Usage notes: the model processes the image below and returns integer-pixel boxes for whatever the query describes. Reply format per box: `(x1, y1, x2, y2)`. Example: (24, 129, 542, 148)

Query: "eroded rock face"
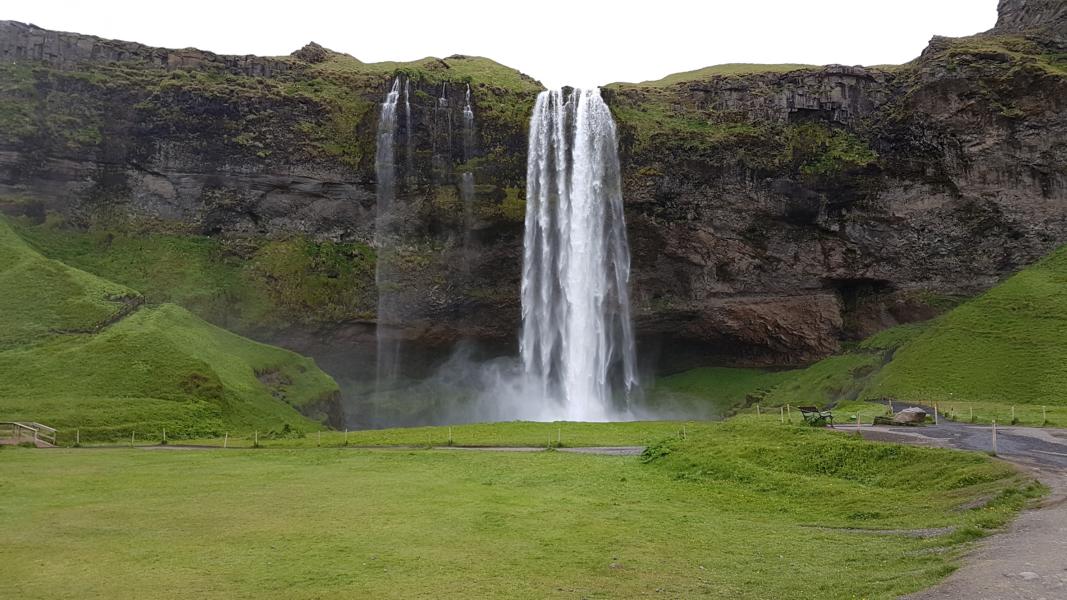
(993, 0, 1067, 42)
(0, 0, 1065, 377)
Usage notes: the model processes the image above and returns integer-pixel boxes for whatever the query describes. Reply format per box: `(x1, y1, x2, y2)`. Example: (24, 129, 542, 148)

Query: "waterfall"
(462, 84, 475, 163)
(403, 78, 413, 182)
(375, 77, 402, 387)
(460, 85, 476, 276)
(520, 88, 639, 421)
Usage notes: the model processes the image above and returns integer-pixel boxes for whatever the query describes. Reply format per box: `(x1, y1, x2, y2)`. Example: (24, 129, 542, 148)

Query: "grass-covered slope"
(0, 217, 135, 349)
(0, 217, 339, 440)
(654, 367, 795, 417)
(8, 214, 377, 333)
(0, 422, 1039, 599)
(665, 246, 1067, 425)
(868, 246, 1067, 407)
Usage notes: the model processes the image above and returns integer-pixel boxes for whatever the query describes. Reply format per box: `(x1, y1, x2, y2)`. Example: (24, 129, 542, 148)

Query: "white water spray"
(520, 88, 639, 421)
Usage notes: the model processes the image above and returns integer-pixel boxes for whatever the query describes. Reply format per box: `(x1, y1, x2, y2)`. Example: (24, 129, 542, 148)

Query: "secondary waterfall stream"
(520, 88, 639, 421)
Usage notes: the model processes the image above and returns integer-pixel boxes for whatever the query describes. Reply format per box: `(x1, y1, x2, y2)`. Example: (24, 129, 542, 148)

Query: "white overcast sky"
(6, 0, 1000, 88)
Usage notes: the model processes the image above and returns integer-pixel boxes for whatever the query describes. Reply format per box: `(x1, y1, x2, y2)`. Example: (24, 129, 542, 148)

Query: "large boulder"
(893, 407, 928, 425)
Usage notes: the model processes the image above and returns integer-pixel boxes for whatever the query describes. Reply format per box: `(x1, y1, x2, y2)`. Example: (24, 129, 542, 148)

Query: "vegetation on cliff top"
(614, 63, 817, 87)
(0, 216, 339, 440)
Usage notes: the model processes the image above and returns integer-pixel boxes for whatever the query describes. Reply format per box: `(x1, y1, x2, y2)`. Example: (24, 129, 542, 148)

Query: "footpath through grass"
(0, 420, 1040, 599)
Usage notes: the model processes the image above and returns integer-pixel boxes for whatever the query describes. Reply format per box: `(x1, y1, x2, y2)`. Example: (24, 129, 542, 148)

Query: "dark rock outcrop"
(993, 0, 1067, 42)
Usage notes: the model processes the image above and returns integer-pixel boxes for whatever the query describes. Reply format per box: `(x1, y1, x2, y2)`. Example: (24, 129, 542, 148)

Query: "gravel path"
(846, 420, 1067, 599)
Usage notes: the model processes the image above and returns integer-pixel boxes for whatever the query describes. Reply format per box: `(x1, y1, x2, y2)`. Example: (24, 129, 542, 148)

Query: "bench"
(797, 406, 834, 428)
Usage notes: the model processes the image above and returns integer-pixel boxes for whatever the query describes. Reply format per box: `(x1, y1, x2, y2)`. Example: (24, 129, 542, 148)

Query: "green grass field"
(0, 216, 339, 440)
(0, 421, 1040, 599)
(159, 420, 704, 449)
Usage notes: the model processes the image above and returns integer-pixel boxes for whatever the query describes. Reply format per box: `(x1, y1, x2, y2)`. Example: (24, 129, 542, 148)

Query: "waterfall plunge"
(520, 88, 639, 421)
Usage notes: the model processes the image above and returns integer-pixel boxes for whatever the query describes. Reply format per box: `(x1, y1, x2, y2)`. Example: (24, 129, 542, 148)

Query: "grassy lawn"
(170, 420, 703, 449)
(0, 421, 1040, 599)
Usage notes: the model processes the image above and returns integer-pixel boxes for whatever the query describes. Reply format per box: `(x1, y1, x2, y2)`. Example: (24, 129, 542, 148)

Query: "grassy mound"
(644, 419, 1035, 530)
(0, 422, 1039, 599)
(665, 245, 1067, 425)
(0, 217, 339, 440)
(0, 218, 134, 349)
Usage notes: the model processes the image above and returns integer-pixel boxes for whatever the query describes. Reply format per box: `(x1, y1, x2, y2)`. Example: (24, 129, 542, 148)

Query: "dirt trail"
(853, 422, 1067, 600)
(905, 466, 1067, 600)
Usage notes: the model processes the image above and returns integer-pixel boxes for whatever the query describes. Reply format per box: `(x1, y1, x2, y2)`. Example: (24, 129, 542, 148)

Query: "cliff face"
(612, 20, 1067, 366)
(994, 0, 1067, 41)
(1, 0, 1065, 387)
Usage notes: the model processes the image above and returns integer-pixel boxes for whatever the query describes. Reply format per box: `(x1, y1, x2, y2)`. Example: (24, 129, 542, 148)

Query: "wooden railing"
(0, 422, 57, 446)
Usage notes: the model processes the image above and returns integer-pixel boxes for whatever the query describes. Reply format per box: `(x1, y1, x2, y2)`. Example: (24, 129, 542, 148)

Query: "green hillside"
(868, 246, 1067, 407)
(0, 217, 340, 441)
(664, 245, 1067, 425)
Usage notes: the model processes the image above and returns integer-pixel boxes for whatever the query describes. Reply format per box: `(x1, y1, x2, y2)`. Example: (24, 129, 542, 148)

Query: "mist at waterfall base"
(358, 81, 723, 428)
